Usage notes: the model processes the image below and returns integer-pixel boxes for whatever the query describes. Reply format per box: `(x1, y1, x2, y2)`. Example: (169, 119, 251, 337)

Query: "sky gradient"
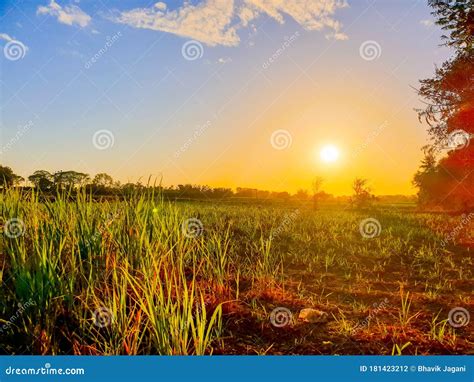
(0, 0, 453, 195)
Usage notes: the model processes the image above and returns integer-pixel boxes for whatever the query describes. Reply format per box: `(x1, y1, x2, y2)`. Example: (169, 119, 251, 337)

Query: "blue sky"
(0, 0, 452, 194)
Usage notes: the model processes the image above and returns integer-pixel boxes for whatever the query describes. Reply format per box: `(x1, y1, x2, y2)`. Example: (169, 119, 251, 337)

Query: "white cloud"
(37, 0, 91, 27)
(217, 56, 232, 64)
(0, 33, 15, 42)
(0, 33, 29, 48)
(238, 4, 259, 27)
(114, 0, 239, 47)
(326, 31, 348, 41)
(420, 19, 434, 28)
(243, 0, 347, 34)
(112, 0, 348, 46)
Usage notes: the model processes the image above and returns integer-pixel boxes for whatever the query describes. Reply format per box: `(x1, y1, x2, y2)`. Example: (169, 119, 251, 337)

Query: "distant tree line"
(0, 165, 414, 206)
(0, 165, 319, 200)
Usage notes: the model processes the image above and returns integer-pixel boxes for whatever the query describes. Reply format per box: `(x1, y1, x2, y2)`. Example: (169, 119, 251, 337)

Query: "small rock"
(298, 308, 328, 323)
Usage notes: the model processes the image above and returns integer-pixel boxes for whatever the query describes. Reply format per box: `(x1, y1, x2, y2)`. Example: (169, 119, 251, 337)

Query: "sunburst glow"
(320, 145, 340, 163)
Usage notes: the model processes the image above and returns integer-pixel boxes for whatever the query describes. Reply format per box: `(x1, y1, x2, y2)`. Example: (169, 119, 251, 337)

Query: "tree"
(28, 170, 54, 190)
(414, 0, 473, 210)
(417, 52, 473, 143)
(53, 171, 90, 189)
(235, 188, 258, 198)
(121, 182, 143, 197)
(271, 191, 290, 201)
(412, 149, 441, 206)
(351, 178, 374, 209)
(92, 173, 114, 188)
(210, 187, 233, 199)
(312, 176, 324, 209)
(294, 189, 309, 200)
(428, 0, 473, 49)
(0, 165, 22, 188)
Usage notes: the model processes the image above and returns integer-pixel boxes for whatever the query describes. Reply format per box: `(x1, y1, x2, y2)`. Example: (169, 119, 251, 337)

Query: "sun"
(320, 145, 340, 163)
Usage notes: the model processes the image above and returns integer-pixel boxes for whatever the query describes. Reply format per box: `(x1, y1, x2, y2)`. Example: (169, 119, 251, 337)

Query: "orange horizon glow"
(2, 1, 446, 198)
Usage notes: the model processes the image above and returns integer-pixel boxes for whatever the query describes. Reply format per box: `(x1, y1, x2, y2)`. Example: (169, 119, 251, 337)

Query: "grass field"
(0, 190, 472, 355)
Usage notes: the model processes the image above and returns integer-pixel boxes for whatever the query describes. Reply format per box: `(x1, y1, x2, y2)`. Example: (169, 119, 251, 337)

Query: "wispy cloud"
(420, 19, 434, 28)
(37, 0, 91, 28)
(0, 33, 29, 52)
(112, 0, 348, 47)
(114, 1, 238, 47)
(0, 33, 15, 42)
(327, 31, 348, 41)
(217, 57, 232, 64)
(242, 0, 348, 35)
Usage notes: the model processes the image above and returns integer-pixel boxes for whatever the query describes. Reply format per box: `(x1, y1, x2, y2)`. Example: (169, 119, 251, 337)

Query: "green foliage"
(28, 170, 54, 190)
(92, 173, 114, 188)
(53, 170, 90, 189)
(0, 165, 23, 187)
(428, 0, 473, 50)
(0, 191, 470, 355)
(391, 341, 412, 355)
(351, 178, 375, 209)
(414, 1, 474, 210)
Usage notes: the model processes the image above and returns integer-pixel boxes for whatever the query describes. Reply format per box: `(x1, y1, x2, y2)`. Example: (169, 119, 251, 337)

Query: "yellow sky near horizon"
(2, 1, 446, 196)
(151, 80, 427, 196)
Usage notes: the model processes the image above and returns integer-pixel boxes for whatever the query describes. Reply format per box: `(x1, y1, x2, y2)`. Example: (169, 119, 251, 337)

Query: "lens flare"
(320, 145, 340, 163)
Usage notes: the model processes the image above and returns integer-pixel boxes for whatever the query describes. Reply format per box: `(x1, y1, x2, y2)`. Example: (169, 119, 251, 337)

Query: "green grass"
(0, 189, 472, 355)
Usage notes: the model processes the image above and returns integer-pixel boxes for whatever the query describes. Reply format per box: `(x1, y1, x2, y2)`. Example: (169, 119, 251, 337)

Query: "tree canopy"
(414, 0, 473, 210)
(0, 165, 23, 188)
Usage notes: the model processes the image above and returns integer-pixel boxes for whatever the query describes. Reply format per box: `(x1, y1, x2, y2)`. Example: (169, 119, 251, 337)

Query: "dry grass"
(0, 189, 472, 354)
